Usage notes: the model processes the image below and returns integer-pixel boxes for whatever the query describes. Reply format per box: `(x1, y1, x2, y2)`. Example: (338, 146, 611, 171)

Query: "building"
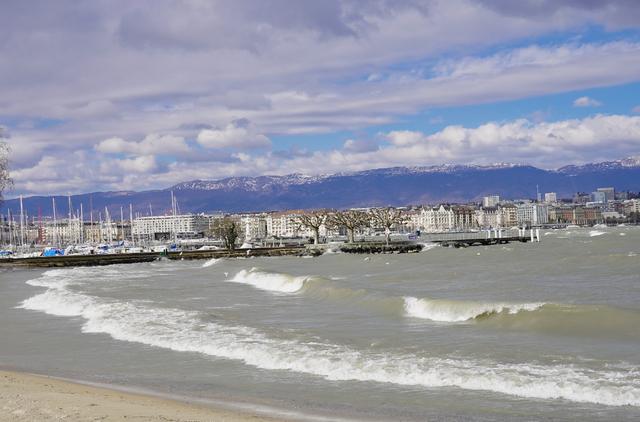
(596, 187, 615, 203)
(573, 192, 590, 204)
(452, 206, 477, 230)
(265, 211, 305, 238)
(544, 192, 557, 203)
(83, 221, 120, 243)
(0, 217, 40, 246)
(583, 207, 603, 225)
(242, 214, 268, 240)
(623, 199, 640, 216)
(615, 191, 629, 201)
(591, 191, 606, 204)
(476, 207, 499, 228)
(41, 218, 84, 245)
(482, 195, 500, 208)
(499, 204, 518, 227)
(517, 203, 548, 226)
(414, 205, 455, 233)
(132, 214, 209, 240)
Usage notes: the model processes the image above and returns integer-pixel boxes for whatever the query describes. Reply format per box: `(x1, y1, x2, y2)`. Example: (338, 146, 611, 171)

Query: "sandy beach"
(0, 370, 283, 421)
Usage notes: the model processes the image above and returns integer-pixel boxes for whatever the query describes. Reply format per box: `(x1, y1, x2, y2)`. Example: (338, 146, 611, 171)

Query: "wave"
(419, 242, 439, 252)
(589, 230, 607, 237)
(227, 269, 640, 340)
(17, 269, 640, 407)
(229, 268, 314, 293)
(202, 258, 220, 268)
(403, 297, 545, 322)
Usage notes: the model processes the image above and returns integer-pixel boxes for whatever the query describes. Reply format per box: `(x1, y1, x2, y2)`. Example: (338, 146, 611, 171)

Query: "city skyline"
(2, 1, 640, 197)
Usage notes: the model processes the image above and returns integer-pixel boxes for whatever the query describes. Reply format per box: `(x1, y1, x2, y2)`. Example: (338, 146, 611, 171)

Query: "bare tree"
(296, 211, 329, 244)
(369, 207, 406, 245)
(329, 210, 370, 243)
(210, 217, 240, 250)
(0, 133, 12, 205)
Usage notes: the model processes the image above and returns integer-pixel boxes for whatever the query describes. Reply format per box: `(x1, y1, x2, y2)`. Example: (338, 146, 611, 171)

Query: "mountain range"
(3, 157, 640, 217)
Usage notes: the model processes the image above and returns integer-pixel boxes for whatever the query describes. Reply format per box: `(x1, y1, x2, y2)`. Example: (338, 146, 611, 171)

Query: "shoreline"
(0, 369, 292, 421)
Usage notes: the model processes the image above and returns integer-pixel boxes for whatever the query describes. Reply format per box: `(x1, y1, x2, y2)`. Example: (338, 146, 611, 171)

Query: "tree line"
(210, 208, 407, 250)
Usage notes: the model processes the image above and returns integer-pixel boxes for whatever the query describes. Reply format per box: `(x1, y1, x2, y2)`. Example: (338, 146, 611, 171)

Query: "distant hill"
(3, 158, 640, 217)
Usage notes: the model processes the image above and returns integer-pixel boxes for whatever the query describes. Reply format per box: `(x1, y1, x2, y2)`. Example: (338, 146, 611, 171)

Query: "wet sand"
(0, 370, 283, 421)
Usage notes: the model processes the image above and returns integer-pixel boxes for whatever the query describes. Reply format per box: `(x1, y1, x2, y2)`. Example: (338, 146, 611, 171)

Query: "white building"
(517, 203, 549, 226)
(265, 212, 304, 238)
(42, 218, 84, 245)
(132, 214, 209, 240)
(476, 208, 499, 228)
(83, 221, 119, 243)
(413, 205, 455, 233)
(483, 195, 500, 208)
(242, 214, 268, 240)
(544, 192, 557, 203)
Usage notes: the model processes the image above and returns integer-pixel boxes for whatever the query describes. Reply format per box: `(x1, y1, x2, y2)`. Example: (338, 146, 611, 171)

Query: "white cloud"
(10, 114, 640, 196)
(3, 1, 640, 194)
(252, 114, 640, 174)
(197, 120, 271, 149)
(96, 134, 189, 155)
(573, 96, 602, 107)
(385, 131, 427, 147)
(110, 155, 158, 174)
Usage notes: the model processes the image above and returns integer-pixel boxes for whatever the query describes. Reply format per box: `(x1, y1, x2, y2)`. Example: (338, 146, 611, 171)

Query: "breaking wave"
(403, 297, 545, 322)
(229, 268, 315, 293)
(202, 258, 220, 268)
(226, 269, 640, 340)
(16, 268, 640, 407)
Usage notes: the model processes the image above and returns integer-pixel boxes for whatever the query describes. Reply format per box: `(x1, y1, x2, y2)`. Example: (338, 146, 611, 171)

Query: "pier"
(422, 228, 540, 248)
(0, 246, 306, 268)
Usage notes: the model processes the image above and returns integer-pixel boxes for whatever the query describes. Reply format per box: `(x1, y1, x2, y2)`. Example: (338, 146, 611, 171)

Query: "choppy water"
(1, 226, 640, 421)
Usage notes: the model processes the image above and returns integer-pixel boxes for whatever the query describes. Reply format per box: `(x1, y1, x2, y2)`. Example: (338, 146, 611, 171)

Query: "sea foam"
(229, 268, 310, 293)
(16, 269, 640, 407)
(403, 296, 545, 322)
(202, 258, 220, 268)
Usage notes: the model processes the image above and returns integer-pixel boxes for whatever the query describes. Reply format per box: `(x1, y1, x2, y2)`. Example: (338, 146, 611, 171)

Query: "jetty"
(422, 228, 540, 248)
(338, 242, 424, 254)
(0, 246, 306, 268)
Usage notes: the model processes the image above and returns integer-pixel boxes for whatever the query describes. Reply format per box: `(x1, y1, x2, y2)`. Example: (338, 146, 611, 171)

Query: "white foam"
(202, 258, 220, 268)
(229, 268, 309, 293)
(419, 242, 439, 252)
(20, 289, 95, 317)
(589, 230, 607, 237)
(17, 269, 640, 407)
(403, 297, 545, 322)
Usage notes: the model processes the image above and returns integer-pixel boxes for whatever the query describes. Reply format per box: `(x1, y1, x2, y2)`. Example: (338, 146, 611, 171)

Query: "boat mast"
(7, 210, 13, 248)
(19, 195, 25, 248)
(52, 197, 57, 247)
(171, 191, 177, 244)
(119, 206, 124, 242)
(80, 203, 84, 244)
(129, 203, 134, 246)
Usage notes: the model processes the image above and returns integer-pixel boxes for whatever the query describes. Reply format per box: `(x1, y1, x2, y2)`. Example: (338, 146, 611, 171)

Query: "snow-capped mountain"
(557, 157, 640, 175)
(5, 158, 640, 215)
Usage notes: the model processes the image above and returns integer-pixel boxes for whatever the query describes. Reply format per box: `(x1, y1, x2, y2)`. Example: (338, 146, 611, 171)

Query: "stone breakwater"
(0, 247, 306, 268)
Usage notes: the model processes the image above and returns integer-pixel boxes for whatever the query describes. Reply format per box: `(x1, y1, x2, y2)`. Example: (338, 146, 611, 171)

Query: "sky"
(1, 0, 640, 196)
